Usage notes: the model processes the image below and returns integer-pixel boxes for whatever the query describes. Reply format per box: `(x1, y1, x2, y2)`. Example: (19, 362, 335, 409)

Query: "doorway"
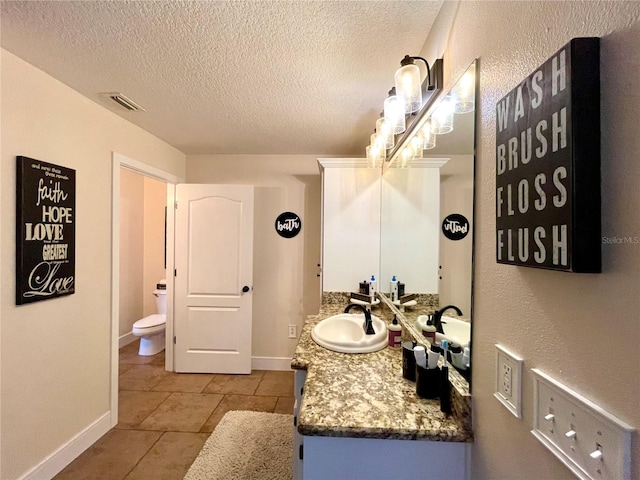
(119, 168, 166, 349)
(110, 152, 183, 428)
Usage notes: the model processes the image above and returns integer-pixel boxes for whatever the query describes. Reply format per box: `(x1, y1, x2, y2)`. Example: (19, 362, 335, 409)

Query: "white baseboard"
(19, 411, 112, 480)
(251, 356, 293, 371)
(119, 332, 137, 348)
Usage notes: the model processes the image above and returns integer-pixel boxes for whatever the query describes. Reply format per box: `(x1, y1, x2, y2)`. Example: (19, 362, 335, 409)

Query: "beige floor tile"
(124, 432, 210, 480)
(119, 364, 170, 391)
(200, 394, 278, 433)
(119, 343, 164, 366)
(274, 396, 295, 414)
(152, 373, 214, 393)
(139, 392, 224, 432)
(203, 370, 265, 395)
(119, 363, 134, 375)
(54, 429, 162, 480)
(117, 390, 171, 429)
(255, 370, 294, 397)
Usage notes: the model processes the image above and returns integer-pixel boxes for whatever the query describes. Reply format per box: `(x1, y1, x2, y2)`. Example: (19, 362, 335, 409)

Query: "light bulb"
(453, 70, 475, 114)
(432, 97, 454, 134)
(384, 94, 406, 134)
(376, 117, 394, 149)
(421, 120, 436, 149)
(395, 63, 422, 114)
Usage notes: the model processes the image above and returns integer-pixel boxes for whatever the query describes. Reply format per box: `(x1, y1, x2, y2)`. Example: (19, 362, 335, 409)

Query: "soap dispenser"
(388, 314, 402, 348)
(369, 275, 377, 301)
(390, 275, 398, 302)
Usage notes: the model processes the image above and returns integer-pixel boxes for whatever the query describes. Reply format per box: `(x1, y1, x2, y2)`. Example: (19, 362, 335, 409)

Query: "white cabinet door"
(174, 184, 254, 373)
(318, 159, 381, 292)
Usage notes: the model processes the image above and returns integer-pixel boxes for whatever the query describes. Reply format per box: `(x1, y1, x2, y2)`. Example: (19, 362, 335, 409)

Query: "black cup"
(402, 341, 417, 381)
(416, 364, 440, 399)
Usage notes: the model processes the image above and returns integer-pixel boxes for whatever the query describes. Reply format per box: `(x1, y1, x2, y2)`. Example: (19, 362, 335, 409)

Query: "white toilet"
(132, 280, 167, 356)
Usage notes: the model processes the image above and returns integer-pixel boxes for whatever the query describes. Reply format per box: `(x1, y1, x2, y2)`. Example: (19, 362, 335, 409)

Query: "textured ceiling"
(1, 0, 444, 155)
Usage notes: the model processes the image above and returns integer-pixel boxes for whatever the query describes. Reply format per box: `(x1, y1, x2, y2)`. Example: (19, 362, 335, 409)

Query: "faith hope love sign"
(16, 156, 76, 304)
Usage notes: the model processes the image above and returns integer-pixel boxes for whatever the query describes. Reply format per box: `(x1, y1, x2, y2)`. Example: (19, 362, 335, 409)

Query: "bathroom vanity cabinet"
(291, 296, 473, 480)
(293, 369, 469, 480)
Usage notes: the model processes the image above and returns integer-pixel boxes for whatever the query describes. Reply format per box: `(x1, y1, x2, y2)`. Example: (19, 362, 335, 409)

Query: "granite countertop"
(291, 293, 473, 442)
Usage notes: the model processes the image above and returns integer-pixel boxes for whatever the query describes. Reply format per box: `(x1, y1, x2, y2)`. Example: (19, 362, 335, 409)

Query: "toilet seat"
(133, 314, 166, 336)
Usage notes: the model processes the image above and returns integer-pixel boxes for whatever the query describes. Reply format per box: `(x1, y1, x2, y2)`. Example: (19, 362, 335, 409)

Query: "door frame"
(110, 152, 183, 427)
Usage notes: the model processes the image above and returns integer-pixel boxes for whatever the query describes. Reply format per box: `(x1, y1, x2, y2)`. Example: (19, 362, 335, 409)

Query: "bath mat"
(184, 410, 293, 480)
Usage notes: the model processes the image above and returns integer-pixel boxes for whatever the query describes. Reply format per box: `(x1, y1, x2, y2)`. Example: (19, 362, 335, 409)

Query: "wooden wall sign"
(16, 156, 76, 304)
(495, 38, 601, 272)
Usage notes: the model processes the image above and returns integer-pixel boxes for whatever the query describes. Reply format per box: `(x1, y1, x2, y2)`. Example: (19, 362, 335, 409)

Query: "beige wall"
(425, 2, 640, 478)
(186, 155, 322, 360)
(0, 49, 185, 479)
(142, 176, 167, 317)
(119, 169, 145, 337)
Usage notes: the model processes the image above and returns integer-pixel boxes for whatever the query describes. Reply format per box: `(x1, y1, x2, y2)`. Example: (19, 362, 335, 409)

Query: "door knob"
(242, 285, 250, 293)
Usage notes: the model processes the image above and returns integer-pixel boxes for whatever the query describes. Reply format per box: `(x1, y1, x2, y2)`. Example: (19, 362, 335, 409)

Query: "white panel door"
(174, 184, 254, 373)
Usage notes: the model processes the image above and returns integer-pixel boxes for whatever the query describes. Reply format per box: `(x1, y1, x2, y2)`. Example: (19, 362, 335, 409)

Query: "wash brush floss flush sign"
(495, 37, 601, 273)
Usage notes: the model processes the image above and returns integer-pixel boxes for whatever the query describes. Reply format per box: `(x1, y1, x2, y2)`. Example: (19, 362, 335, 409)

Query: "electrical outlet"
(532, 368, 634, 480)
(288, 325, 297, 338)
(494, 344, 523, 418)
(502, 361, 513, 397)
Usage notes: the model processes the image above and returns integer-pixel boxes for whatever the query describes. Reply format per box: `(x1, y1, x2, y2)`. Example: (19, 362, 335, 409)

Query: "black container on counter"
(416, 364, 441, 399)
(402, 341, 417, 381)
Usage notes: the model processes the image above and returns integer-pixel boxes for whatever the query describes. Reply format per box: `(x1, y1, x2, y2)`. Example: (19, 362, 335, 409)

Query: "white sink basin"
(311, 313, 387, 353)
(437, 316, 470, 347)
(417, 315, 470, 348)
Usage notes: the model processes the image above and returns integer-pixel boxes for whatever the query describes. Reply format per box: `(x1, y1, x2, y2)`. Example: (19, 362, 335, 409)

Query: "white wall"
(0, 49, 185, 479)
(186, 155, 322, 363)
(423, 2, 640, 478)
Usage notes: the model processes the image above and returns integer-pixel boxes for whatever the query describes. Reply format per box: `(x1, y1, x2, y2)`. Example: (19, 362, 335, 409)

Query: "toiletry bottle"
(369, 275, 377, 301)
(422, 316, 436, 344)
(390, 275, 398, 302)
(388, 315, 402, 348)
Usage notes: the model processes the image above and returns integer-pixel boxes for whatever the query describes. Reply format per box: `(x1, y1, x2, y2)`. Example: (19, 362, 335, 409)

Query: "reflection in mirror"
(380, 61, 476, 323)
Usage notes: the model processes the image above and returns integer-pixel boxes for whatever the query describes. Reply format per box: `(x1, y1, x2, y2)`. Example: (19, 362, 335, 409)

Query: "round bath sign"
(442, 214, 470, 241)
(275, 212, 302, 238)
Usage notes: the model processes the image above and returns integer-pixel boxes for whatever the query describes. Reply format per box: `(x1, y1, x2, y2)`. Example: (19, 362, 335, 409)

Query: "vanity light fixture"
(395, 55, 432, 114)
(365, 57, 443, 165)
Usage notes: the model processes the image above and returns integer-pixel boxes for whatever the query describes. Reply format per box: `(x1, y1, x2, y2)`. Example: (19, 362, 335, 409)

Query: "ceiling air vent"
(103, 92, 146, 112)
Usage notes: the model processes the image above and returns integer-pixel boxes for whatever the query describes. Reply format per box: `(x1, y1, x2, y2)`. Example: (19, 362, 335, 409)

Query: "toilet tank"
(154, 279, 167, 315)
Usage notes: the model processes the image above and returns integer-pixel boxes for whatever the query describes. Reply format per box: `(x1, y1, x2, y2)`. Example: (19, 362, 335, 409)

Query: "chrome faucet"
(432, 305, 463, 334)
(344, 303, 375, 335)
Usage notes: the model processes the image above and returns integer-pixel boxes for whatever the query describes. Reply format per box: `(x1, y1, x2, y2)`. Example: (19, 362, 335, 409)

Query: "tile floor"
(54, 341, 295, 480)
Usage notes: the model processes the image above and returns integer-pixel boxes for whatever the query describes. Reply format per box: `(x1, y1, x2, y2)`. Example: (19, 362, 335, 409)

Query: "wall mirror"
(380, 61, 477, 320)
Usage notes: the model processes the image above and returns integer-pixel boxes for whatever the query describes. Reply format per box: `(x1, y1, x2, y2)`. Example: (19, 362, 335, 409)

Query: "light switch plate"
(494, 344, 523, 418)
(532, 368, 634, 480)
